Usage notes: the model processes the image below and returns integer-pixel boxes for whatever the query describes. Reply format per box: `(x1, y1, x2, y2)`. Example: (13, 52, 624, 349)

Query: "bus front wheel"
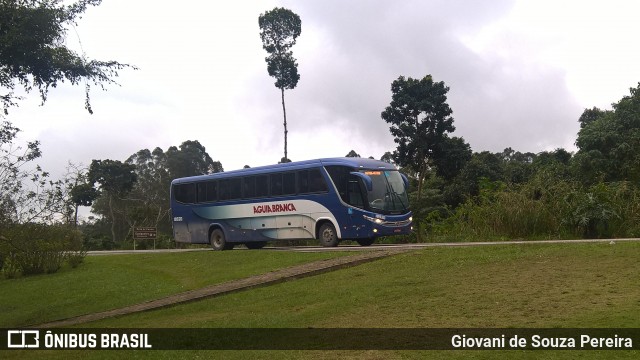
(210, 229, 234, 251)
(318, 222, 339, 247)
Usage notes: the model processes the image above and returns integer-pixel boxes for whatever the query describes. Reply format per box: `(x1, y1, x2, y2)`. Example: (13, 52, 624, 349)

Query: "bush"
(563, 181, 640, 238)
(66, 249, 87, 268)
(0, 224, 86, 278)
(416, 177, 640, 242)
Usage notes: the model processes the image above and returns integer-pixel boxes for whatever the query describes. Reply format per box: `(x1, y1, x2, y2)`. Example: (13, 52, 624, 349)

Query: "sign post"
(133, 227, 157, 250)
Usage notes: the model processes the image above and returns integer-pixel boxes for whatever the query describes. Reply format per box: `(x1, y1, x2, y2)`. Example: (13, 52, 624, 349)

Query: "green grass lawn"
(86, 241, 640, 329)
(0, 249, 351, 327)
(3, 242, 639, 359)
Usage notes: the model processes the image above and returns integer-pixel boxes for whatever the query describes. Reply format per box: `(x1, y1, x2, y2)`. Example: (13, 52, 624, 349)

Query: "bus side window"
(255, 175, 269, 197)
(298, 170, 309, 193)
(309, 169, 328, 192)
(283, 172, 296, 195)
(197, 181, 217, 202)
(326, 165, 350, 202)
(197, 182, 206, 203)
(271, 173, 283, 196)
(174, 183, 196, 204)
(220, 179, 241, 201)
(243, 177, 256, 198)
(205, 181, 217, 202)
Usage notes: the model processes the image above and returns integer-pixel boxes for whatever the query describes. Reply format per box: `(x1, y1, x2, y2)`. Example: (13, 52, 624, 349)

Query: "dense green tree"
(0, 0, 134, 114)
(64, 163, 97, 226)
(88, 159, 136, 243)
(125, 147, 173, 234)
(84, 141, 223, 247)
(578, 107, 610, 129)
(381, 75, 455, 201)
(345, 150, 360, 158)
(432, 135, 471, 181)
(380, 151, 395, 164)
(259, 7, 301, 161)
(456, 151, 504, 198)
(70, 183, 97, 219)
(573, 83, 640, 183)
(498, 147, 535, 184)
(165, 140, 222, 179)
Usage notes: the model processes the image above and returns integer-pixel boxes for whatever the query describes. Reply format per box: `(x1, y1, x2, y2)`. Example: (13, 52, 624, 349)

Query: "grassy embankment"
(2, 241, 639, 359)
(0, 250, 351, 327)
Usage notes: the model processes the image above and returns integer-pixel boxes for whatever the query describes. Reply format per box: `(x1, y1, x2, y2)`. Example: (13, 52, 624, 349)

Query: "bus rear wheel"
(210, 229, 234, 251)
(357, 238, 375, 246)
(318, 222, 339, 247)
(245, 241, 267, 249)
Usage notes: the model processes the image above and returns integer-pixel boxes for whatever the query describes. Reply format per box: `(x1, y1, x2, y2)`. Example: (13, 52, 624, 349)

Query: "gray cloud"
(247, 0, 583, 155)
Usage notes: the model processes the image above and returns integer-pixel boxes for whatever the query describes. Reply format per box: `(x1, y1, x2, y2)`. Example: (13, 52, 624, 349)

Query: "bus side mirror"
(349, 172, 373, 191)
(400, 173, 409, 190)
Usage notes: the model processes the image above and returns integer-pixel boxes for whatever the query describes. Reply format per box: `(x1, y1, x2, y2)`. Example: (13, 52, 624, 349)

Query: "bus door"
(344, 174, 369, 238)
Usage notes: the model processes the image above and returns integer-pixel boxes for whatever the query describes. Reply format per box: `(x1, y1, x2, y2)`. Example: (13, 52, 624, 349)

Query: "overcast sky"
(7, 0, 640, 177)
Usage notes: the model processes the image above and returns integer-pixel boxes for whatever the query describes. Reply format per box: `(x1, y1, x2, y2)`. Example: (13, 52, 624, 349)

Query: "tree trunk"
(109, 194, 117, 244)
(281, 88, 288, 161)
(414, 168, 424, 243)
(415, 165, 426, 243)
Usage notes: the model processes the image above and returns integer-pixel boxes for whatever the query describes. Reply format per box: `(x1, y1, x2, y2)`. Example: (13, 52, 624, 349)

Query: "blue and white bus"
(170, 158, 412, 250)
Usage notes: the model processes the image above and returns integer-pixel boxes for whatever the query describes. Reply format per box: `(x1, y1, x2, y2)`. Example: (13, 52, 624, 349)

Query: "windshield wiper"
(382, 172, 408, 211)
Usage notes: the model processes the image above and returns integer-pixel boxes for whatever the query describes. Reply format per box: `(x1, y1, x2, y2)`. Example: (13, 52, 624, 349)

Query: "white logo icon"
(7, 330, 40, 348)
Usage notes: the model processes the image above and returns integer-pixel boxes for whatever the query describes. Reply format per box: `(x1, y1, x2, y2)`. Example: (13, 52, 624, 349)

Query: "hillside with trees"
(389, 79, 640, 242)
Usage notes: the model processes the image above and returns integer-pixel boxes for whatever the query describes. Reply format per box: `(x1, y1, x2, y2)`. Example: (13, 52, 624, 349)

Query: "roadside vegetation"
(382, 82, 640, 243)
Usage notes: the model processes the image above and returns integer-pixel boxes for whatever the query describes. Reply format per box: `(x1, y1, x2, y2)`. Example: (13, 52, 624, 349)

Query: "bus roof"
(171, 157, 398, 184)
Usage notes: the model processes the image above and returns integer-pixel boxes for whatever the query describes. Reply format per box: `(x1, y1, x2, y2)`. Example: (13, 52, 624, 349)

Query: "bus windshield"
(361, 170, 409, 213)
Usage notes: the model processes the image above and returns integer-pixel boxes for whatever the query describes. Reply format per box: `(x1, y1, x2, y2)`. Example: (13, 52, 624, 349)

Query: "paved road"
(87, 238, 640, 255)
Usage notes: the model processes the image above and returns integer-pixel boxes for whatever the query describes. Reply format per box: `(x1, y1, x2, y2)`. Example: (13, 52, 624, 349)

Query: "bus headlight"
(409, 216, 413, 222)
(363, 215, 383, 224)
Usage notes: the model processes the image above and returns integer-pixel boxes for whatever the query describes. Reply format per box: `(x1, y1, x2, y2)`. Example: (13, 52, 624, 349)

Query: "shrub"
(0, 224, 85, 278)
(66, 249, 87, 268)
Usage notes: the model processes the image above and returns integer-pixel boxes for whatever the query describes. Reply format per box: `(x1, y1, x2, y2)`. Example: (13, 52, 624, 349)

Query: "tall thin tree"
(259, 7, 301, 162)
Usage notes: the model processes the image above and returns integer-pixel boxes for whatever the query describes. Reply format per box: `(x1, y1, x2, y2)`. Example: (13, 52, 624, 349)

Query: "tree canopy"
(0, 0, 134, 114)
(573, 83, 640, 183)
(381, 75, 460, 199)
(259, 7, 301, 90)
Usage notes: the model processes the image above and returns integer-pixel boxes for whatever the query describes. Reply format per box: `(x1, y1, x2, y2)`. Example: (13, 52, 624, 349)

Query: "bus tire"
(245, 241, 267, 249)
(357, 238, 375, 246)
(210, 229, 234, 251)
(318, 222, 339, 247)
